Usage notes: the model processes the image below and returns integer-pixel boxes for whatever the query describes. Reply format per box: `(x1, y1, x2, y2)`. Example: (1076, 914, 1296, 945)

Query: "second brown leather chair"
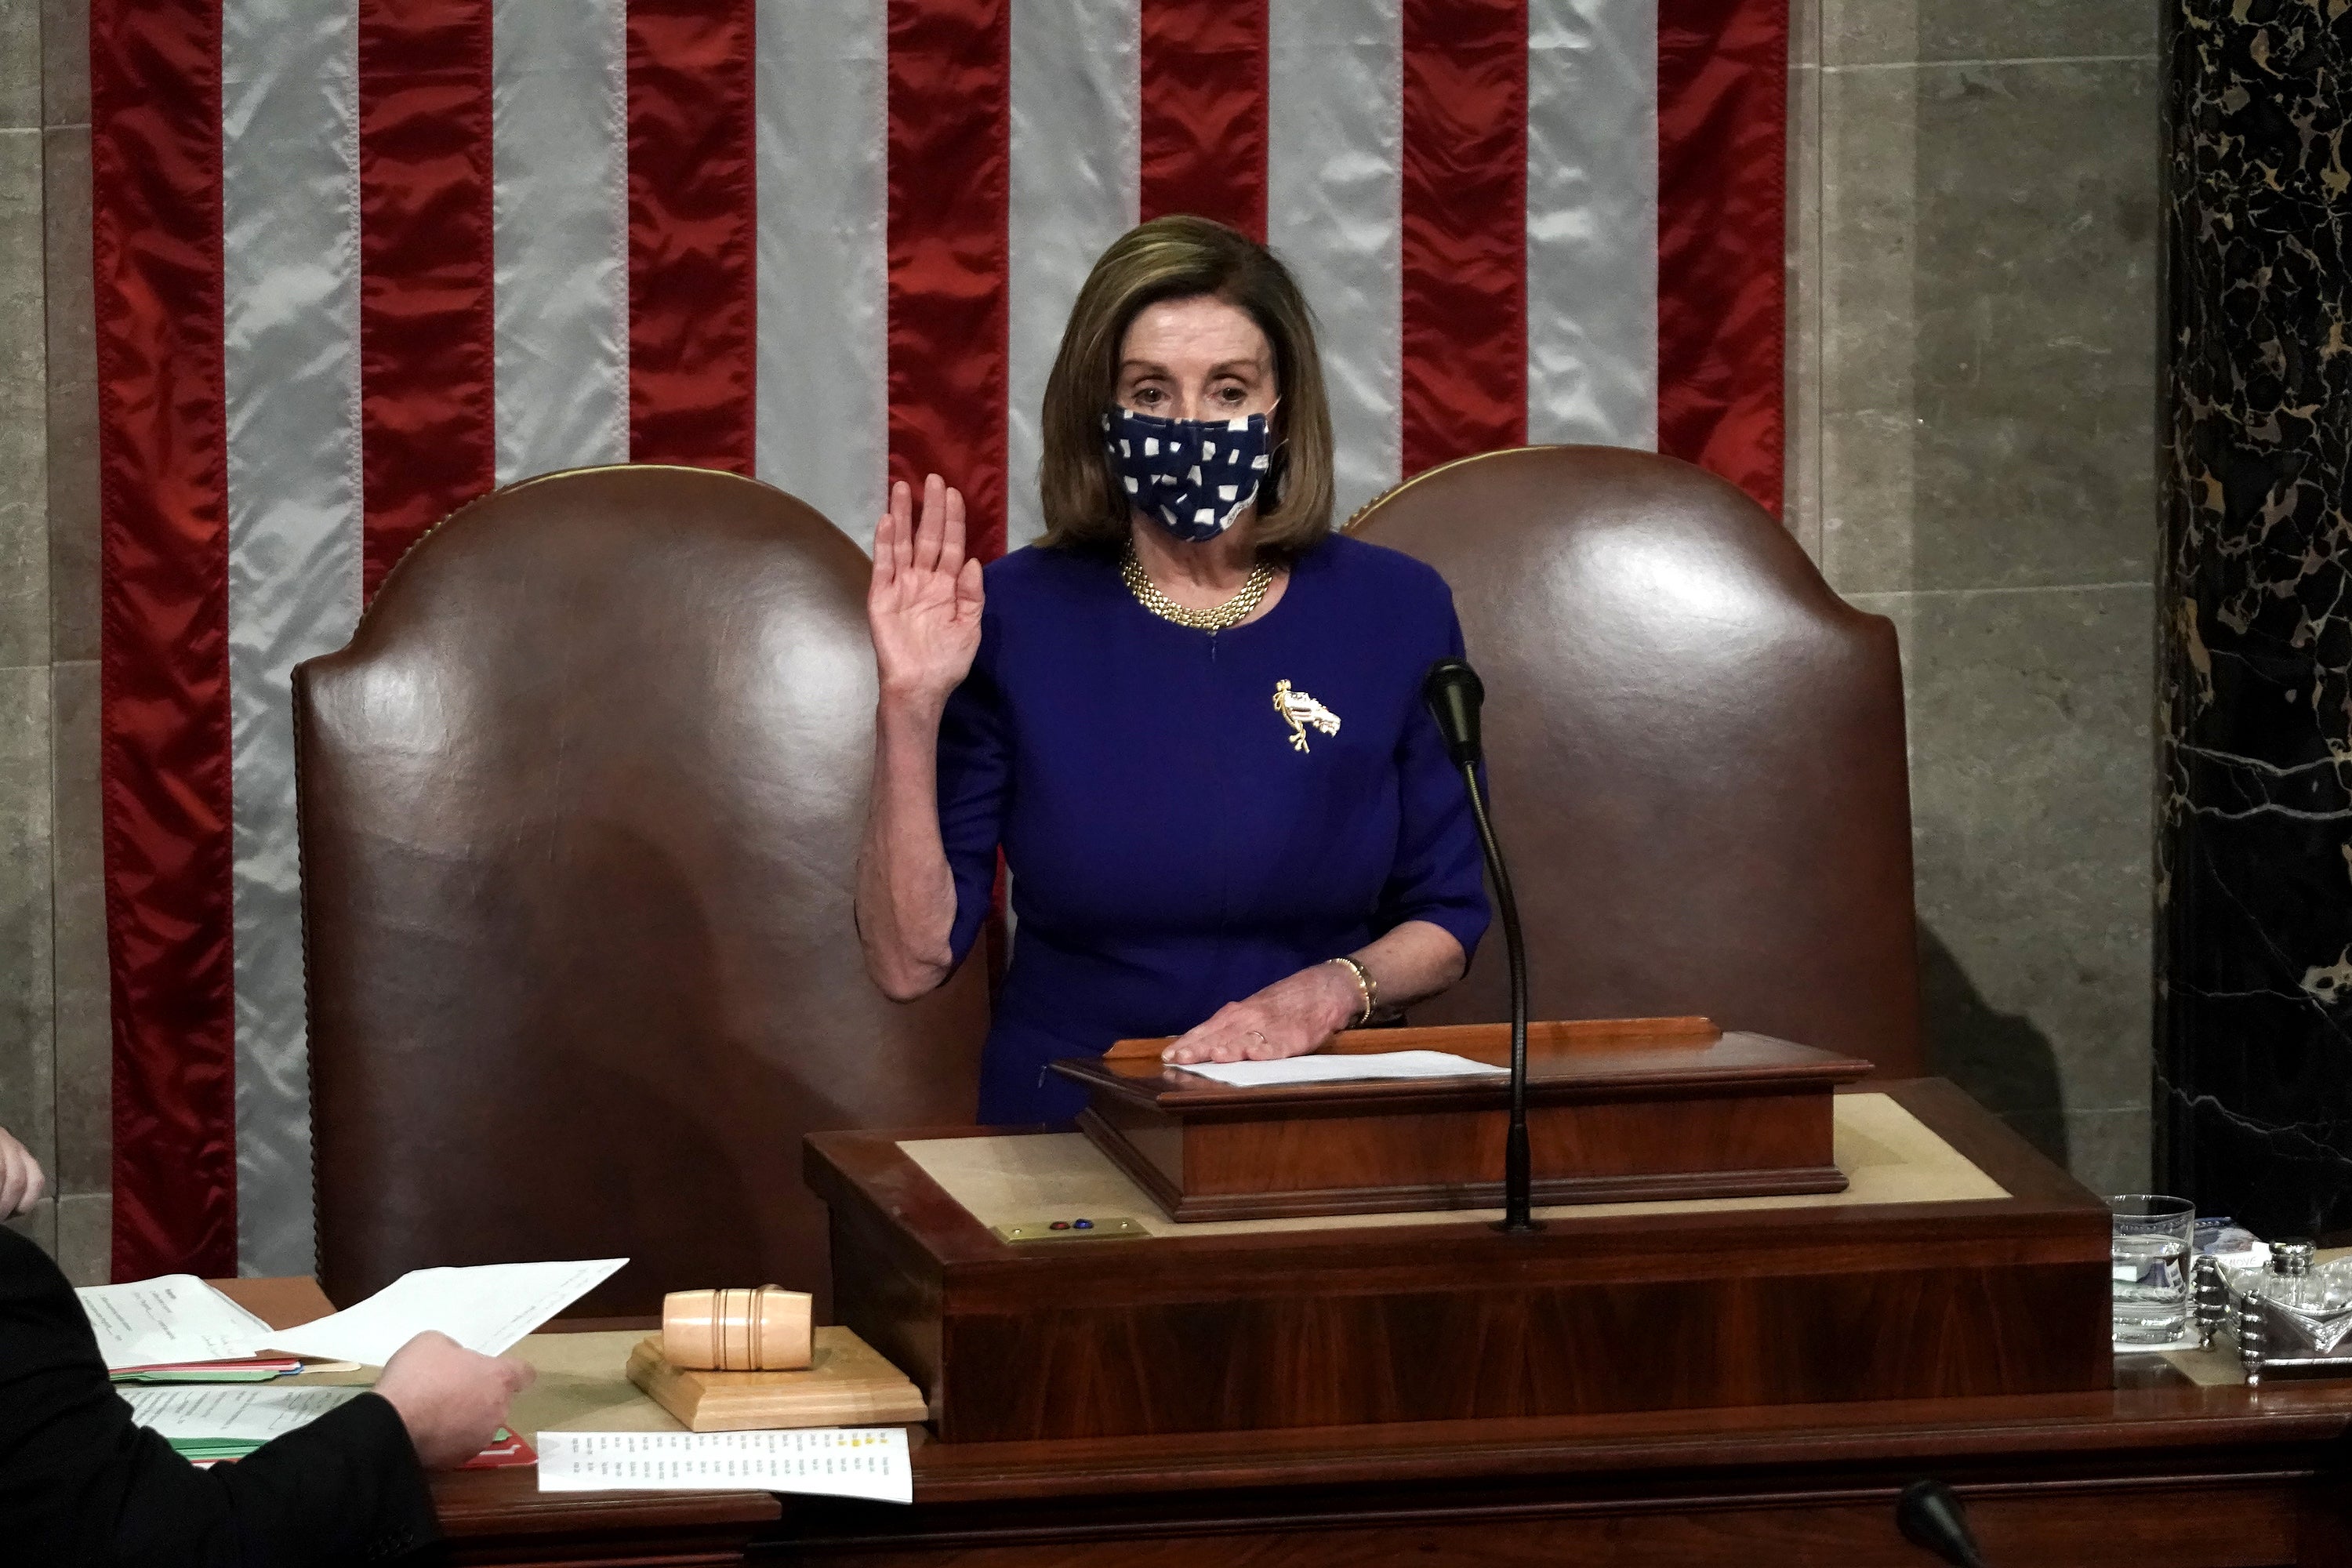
(1351, 446, 1922, 1075)
(296, 466, 988, 1315)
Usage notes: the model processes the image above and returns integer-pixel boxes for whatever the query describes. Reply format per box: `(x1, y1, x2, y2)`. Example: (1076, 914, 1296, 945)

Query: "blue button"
(1073, 1219, 1094, 1229)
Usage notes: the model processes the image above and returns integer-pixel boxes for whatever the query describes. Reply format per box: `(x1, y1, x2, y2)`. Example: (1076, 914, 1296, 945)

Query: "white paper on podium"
(77, 1276, 275, 1370)
(537, 1428, 913, 1503)
(1175, 1050, 1508, 1088)
(122, 1385, 365, 1441)
(259, 1258, 627, 1367)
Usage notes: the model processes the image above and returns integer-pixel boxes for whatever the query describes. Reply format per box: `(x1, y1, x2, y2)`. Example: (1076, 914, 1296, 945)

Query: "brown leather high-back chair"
(1351, 446, 1922, 1074)
(296, 466, 988, 1315)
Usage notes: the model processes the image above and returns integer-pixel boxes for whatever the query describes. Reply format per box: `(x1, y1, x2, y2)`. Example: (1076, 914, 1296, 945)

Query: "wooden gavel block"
(660, 1285, 814, 1371)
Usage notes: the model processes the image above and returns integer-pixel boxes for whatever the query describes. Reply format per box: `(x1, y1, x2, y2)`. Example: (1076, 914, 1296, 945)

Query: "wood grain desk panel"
(412, 1368, 2352, 1564)
(216, 1251, 2351, 1559)
(758, 1376, 2352, 1566)
(434, 1470, 775, 1568)
(808, 1081, 2112, 1441)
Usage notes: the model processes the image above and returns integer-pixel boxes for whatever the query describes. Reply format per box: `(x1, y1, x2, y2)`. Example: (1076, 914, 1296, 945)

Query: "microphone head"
(1421, 658, 1486, 768)
(1895, 1480, 1986, 1568)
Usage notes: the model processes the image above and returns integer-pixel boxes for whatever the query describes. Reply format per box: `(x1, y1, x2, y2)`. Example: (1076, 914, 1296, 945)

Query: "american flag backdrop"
(93, 0, 1788, 1280)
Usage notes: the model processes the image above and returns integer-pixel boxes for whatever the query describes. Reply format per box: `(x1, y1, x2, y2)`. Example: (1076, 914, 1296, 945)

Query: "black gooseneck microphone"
(1421, 657, 1537, 1235)
(1895, 1480, 1987, 1568)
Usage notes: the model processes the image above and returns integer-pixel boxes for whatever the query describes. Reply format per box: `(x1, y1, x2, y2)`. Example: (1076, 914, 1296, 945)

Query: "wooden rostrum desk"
(390, 1082, 2352, 1563)
(418, 1350, 2352, 1566)
(814, 1079, 2108, 1443)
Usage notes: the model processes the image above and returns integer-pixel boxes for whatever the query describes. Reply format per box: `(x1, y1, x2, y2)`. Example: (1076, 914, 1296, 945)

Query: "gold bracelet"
(1330, 955, 1377, 1028)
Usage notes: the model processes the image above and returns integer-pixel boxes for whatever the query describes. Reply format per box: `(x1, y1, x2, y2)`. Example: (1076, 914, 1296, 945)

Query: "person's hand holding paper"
(375, 1330, 537, 1468)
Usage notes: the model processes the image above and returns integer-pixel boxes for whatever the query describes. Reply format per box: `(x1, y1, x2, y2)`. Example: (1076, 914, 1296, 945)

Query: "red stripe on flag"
(1138, 1, 1268, 241)
(1399, 0, 1528, 477)
(628, 0, 758, 473)
(358, 0, 497, 597)
(92, 0, 238, 1279)
(887, 0, 1010, 561)
(1657, 0, 1788, 515)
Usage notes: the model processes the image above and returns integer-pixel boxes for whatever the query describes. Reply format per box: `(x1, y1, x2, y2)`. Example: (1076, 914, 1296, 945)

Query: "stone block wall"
(0, 0, 107, 1280)
(1790, 0, 2158, 1192)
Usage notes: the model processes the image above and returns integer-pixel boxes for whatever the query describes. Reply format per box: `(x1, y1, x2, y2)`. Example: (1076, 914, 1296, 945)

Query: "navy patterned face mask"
(1102, 406, 1275, 542)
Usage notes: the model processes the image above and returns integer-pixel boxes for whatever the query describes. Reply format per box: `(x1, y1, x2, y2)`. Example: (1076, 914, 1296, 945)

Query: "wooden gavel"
(660, 1285, 814, 1371)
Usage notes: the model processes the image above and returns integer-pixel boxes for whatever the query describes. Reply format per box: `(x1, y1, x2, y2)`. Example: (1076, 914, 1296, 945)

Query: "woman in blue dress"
(855, 216, 1490, 1126)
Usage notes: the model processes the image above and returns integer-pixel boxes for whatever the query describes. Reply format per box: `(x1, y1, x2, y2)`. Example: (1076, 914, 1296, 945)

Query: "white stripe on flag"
(755, 0, 889, 548)
(1526, 0, 1659, 448)
(492, 0, 631, 483)
(1007, 0, 1140, 550)
(222, 0, 365, 1275)
(1268, 0, 1403, 523)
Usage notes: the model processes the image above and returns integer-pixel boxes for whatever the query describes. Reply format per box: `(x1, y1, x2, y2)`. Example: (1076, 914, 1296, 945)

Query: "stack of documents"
(117, 1386, 535, 1469)
(93, 1261, 919, 1493)
(1174, 1050, 1508, 1087)
(120, 1386, 366, 1465)
(112, 1356, 304, 1385)
(95, 1258, 630, 1468)
(77, 1276, 289, 1379)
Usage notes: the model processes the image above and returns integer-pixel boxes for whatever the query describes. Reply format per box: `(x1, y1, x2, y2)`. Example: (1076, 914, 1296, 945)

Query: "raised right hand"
(869, 474, 984, 707)
(375, 1330, 536, 1470)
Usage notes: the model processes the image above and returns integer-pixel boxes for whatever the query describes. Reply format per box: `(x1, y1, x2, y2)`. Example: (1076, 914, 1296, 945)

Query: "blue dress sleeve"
(935, 615, 1009, 970)
(1374, 595, 1493, 960)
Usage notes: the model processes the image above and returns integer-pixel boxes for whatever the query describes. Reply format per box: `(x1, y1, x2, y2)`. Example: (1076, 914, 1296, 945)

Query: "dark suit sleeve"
(0, 1226, 443, 1567)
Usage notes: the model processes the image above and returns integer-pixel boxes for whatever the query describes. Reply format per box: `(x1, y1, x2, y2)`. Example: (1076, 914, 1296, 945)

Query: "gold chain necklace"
(1121, 547, 1278, 632)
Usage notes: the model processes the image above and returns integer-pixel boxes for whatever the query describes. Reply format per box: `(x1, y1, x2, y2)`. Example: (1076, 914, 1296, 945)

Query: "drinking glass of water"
(2110, 1194, 2195, 1347)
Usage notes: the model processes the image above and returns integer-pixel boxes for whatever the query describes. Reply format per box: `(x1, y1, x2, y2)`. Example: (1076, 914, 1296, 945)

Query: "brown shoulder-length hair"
(1037, 216, 1334, 556)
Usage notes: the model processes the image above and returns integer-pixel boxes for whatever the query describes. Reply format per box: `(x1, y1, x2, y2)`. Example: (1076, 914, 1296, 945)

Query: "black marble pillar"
(2161, 0, 2352, 1232)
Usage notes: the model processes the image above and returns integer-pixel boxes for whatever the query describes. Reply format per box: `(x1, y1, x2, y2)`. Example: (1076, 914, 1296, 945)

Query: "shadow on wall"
(1918, 924, 2070, 1171)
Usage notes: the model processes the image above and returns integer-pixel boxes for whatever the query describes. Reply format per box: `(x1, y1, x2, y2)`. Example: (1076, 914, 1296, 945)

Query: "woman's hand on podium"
(868, 473, 983, 712)
(1161, 961, 1363, 1065)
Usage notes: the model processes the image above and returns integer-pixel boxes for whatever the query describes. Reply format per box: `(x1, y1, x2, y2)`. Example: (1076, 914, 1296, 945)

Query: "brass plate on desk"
(992, 1215, 1147, 1243)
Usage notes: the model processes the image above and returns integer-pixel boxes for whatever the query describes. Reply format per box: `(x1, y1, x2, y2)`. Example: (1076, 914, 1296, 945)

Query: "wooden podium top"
(1055, 1017, 1873, 1112)
(1047, 1017, 1876, 1221)
(892, 1090, 2007, 1240)
(808, 1081, 2084, 1272)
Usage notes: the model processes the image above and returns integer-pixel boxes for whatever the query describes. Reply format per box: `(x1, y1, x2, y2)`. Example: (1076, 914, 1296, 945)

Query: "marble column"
(2160, 1, 2352, 1232)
